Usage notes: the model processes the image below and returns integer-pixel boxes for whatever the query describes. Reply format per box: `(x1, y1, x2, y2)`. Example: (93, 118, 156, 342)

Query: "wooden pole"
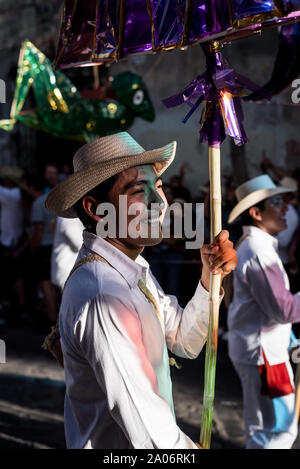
(295, 363, 300, 422)
(200, 143, 222, 449)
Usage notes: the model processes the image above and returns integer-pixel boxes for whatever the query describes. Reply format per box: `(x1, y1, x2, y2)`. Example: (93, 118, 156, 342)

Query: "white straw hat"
(228, 174, 292, 224)
(46, 132, 177, 218)
(279, 176, 298, 192)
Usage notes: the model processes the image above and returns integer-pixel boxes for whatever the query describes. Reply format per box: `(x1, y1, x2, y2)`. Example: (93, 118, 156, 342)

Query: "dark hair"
(240, 199, 266, 226)
(74, 174, 118, 231)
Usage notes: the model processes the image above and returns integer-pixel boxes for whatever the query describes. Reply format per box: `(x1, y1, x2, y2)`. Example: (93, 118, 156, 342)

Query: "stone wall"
(0, 2, 299, 195)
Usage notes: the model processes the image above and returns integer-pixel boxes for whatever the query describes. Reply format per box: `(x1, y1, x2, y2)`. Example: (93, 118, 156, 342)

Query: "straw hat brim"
(46, 141, 176, 218)
(228, 187, 293, 224)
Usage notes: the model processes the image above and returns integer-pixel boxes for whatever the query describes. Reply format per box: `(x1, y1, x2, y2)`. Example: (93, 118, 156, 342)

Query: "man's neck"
(252, 222, 278, 237)
(104, 238, 144, 261)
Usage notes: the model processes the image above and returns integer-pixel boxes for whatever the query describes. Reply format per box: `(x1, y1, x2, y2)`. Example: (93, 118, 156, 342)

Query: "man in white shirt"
(45, 132, 237, 449)
(227, 174, 300, 449)
(276, 177, 299, 268)
(0, 166, 24, 248)
(0, 166, 25, 321)
(51, 217, 84, 291)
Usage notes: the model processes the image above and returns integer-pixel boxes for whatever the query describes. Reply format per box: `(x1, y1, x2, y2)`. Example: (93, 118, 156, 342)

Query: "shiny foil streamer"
(149, 0, 186, 49)
(122, 0, 152, 54)
(163, 46, 262, 146)
(53, 0, 300, 69)
(55, 0, 99, 69)
(95, 0, 120, 58)
(228, 0, 281, 28)
(189, 0, 231, 43)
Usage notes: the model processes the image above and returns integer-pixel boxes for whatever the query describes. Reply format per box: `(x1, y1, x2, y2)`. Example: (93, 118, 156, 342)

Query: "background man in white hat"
(227, 174, 300, 449)
(45, 131, 237, 449)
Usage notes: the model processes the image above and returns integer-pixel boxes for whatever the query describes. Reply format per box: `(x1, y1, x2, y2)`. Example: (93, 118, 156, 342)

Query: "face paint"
(107, 164, 167, 247)
(259, 194, 288, 235)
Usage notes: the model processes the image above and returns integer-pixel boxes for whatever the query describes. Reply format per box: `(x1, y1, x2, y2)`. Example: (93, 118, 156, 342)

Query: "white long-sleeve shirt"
(59, 230, 211, 449)
(228, 225, 300, 367)
(276, 204, 299, 265)
(51, 217, 84, 290)
(0, 185, 24, 247)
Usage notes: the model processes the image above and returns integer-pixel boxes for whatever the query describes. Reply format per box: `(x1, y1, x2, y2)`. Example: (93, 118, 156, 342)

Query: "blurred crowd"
(0, 158, 299, 335)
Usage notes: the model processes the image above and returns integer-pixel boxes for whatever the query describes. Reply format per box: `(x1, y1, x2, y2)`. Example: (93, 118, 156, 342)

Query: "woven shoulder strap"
(63, 254, 108, 292)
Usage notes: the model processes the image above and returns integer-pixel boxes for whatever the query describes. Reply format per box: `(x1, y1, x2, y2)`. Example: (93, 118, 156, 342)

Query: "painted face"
(108, 164, 167, 248)
(259, 195, 288, 235)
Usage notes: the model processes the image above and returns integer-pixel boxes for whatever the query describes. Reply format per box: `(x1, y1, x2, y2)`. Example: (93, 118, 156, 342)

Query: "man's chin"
(135, 235, 163, 247)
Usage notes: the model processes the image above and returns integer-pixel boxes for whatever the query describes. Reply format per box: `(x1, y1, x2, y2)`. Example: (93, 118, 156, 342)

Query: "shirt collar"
(242, 225, 278, 251)
(83, 230, 149, 288)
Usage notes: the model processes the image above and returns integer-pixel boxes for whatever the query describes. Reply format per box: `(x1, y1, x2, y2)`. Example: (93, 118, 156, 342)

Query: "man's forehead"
(117, 164, 159, 186)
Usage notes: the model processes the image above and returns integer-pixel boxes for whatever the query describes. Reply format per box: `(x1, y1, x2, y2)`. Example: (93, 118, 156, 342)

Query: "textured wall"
(0, 1, 299, 195)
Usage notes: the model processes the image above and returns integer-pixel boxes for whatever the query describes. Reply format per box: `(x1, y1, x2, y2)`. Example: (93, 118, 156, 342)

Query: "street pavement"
(0, 322, 299, 449)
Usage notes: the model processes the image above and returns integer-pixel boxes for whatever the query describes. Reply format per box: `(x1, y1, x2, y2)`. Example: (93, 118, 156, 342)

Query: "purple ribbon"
(162, 50, 265, 146)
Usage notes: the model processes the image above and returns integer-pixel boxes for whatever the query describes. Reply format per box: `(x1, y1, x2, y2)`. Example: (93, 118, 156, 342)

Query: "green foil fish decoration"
(0, 41, 155, 142)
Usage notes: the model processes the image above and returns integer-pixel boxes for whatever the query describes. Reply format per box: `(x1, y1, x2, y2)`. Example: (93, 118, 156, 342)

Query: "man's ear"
(249, 206, 263, 222)
(82, 196, 102, 222)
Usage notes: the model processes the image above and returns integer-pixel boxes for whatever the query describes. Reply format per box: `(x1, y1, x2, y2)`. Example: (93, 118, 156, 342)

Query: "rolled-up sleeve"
(153, 276, 222, 359)
(76, 293, 198, 449)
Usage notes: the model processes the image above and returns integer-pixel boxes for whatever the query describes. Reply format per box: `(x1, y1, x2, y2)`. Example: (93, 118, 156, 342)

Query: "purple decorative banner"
(54, 0, 300, 69)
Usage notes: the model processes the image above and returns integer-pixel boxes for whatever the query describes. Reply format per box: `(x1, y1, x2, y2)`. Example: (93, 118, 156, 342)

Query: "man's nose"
(282, 202, 288, 214)
(148, 188, 165, 211)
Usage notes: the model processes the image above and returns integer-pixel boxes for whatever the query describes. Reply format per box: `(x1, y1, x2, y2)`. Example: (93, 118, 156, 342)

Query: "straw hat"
(279, 176, 298, 192)
(228, 174, 292, 224)
(46, 132, 177, 218)
(0, 166, 24, 186)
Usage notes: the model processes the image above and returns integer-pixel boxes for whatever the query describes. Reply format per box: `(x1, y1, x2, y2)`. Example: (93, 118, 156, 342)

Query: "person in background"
(222, 177, 243, 246)
(51, 217, 84, 291)
(44, 163, 59, 194)
(227, 174, 300, 449)
(0, 166, 25, 323)
(59, 162, 72, 182)
(276, 177, 299, 290)
(30, 174, 58, 324)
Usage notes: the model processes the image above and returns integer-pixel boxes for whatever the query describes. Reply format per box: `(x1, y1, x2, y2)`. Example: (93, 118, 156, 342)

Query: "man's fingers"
(201, 244, 219, 255)
(215, 229, 229, 244)
(211, 258, 238, 275)
(209, 250, 235, 271)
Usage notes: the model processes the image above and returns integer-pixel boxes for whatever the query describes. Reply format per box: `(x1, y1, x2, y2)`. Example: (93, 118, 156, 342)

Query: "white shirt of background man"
(51, 217, 84, 290)
(0, 185, 24, 247)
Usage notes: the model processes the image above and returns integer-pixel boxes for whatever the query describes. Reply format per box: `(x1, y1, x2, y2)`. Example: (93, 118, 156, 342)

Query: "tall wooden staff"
(295, 364, 300, 422)
(163, 40, 253, 449)
(200, 143, 222, 449)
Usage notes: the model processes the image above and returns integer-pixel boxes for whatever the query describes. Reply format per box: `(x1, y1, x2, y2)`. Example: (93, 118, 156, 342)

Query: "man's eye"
(156, 184, 163, 189)
(133, 189, 144, 194)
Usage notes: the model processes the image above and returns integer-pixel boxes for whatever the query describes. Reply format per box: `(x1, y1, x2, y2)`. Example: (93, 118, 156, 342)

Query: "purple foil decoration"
(229, 0, 279, 21)
(245, 21, 300, 100)
(55, 0, 98, 69)
(96, 0, 120, 57)
(54, 1, 300, 70)
(150, 0, 186, 48)
(163, 47, 262, 146)
(122, 0, 152, 55)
